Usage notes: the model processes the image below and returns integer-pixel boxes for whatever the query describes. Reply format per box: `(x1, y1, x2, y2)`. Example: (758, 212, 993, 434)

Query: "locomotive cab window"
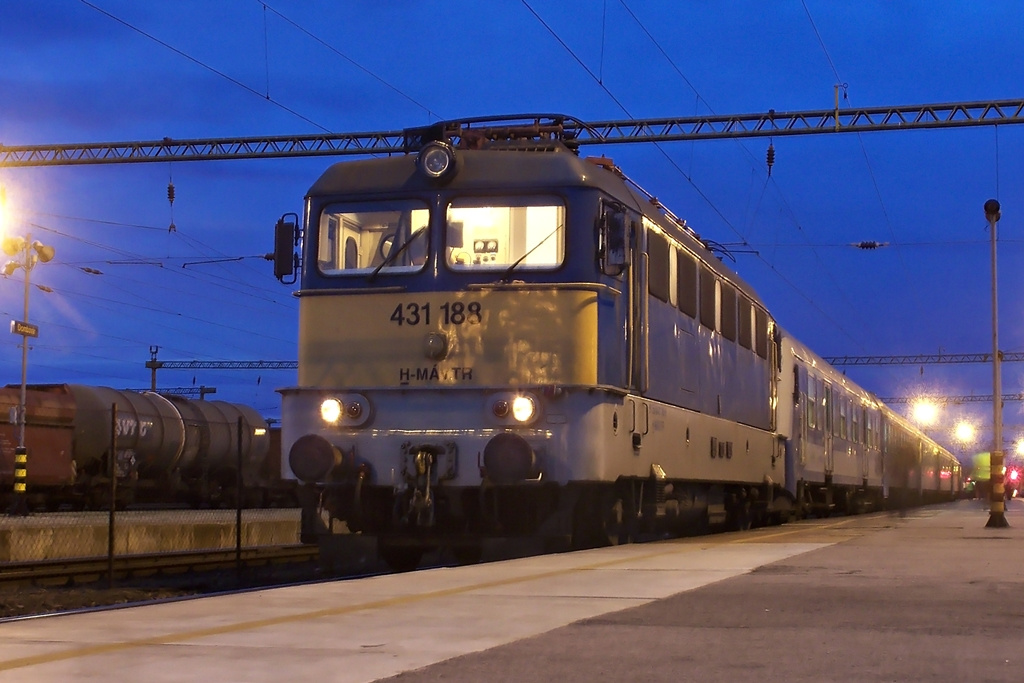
(317, 200, 430, 275)
(446, 196, 565, 271)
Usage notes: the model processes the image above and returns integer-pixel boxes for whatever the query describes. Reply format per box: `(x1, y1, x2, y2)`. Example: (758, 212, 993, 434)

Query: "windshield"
(317, 200, 429, 275)
(445, 197, 565, 272)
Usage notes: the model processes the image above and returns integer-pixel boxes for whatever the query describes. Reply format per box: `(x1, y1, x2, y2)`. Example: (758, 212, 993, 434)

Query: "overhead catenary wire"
(79, 0, 333, 133)
(611, 1, 875, 351)
(524, 0, 869, 350)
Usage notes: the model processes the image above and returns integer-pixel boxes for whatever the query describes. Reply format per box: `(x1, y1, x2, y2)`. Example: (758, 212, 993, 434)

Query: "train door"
(859, 406, 870, 481)
(627, 211, 648, 447)
(598, 201, 647, 448)
(627, 212, 648, 395)
(823, 383, 834, 475)
(787, 364, 806, 498)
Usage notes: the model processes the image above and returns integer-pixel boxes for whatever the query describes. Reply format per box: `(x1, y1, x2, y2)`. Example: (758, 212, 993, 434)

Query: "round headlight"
(346, 401, 363, 419)
(511, 396, 536, 423)
(417, 141, 456, 180)
(320, 398, 343, 424)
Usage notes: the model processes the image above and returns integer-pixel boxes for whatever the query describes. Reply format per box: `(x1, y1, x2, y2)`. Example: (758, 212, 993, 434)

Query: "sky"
(1, 0, 1023, 459)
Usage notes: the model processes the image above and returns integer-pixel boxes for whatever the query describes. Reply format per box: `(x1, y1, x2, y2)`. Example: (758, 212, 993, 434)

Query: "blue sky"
(1, 0, 1023, 456)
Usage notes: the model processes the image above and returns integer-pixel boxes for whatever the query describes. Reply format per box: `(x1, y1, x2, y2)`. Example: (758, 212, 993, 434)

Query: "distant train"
(0, 384, 292, 509)
(271, 115, 962, 570)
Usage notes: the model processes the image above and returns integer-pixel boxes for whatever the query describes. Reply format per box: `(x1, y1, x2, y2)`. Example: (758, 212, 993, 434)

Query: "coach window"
(839, 397, 848, 439)
(446, 196, 565, 271)
(647, 230, 670, 302)
(699, 264, 717, 331)
(806, 377, 817, 430)
(318, 200, 430, 275)
(677, 251, 698, 318)
(720, 283, 737, 342)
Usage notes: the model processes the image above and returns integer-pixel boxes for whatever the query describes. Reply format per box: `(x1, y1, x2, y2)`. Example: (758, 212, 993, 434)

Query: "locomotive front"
(276, 131, 633, 566)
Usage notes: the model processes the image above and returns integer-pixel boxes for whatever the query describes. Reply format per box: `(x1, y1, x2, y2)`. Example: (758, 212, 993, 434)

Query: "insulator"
(167, 181, 176, 205)
(766, 143, 775, 177)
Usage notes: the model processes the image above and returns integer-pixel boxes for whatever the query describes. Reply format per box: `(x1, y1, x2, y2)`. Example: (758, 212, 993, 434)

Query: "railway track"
(0, 544, 320, 588)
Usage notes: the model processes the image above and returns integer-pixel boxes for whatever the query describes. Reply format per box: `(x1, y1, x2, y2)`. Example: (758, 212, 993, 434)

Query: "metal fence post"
(236, 416, 243, 576)
(108, 403, 117, 587)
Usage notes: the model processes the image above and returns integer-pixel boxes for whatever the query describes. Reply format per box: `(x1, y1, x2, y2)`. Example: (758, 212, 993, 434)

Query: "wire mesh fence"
(0, 507, 302, 564)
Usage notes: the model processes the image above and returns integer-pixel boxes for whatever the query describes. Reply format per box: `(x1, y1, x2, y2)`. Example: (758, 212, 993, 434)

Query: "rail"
(0, 544, 318, 588)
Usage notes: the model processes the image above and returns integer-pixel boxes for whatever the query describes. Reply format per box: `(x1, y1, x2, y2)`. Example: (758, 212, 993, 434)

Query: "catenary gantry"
(2, 99, 1023, 167)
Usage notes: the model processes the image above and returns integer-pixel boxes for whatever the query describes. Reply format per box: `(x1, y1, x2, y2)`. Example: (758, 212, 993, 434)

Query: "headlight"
(320, 398, 343, 424)
(417, 141, 457, 181)
(511, 395, 536, 423)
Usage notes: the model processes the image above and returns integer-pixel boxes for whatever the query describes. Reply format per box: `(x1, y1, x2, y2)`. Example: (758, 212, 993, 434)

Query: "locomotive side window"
(755, 308, 769, 358)
(738, 296, 752, 350)
(647, 230, 670, 302)
(699, 264, 716, 331)
(599, 202, 628, 276)
(720, 283, 737, 342)
(318, 200, 429, 275)
(446, 196, 564, 271)
(668, 246, 678, 307)
(677, 251, 697, 318)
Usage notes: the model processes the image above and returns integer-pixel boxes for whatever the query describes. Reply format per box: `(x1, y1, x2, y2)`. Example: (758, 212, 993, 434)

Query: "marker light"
(492, 399, 509, 418)
(320, 398, 343, 424)
(346, 401, 363, 419)
(511, 395, 536, 423)
(417, 141, 457, 181)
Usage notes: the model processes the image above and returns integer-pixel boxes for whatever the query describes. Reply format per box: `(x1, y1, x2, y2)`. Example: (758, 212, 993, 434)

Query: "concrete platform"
(0, 499, 1021, 682)
(0, 509, 301, 562)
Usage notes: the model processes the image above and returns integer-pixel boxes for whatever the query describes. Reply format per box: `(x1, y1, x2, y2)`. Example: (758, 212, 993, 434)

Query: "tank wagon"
(272, 115, 961, 570)
(0, 384, 284, 509)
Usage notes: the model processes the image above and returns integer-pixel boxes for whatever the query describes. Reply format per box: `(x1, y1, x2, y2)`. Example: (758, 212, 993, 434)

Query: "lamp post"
(2, 231, 55, 516)
(984, 199, 1008, 528)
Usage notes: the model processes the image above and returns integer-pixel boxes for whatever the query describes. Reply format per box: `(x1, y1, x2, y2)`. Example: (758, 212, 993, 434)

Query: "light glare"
(911, 399, 939, 426)
(320, 398, 342, 424)
(511, 395, 536, 422)
(954, 421, 976, 445)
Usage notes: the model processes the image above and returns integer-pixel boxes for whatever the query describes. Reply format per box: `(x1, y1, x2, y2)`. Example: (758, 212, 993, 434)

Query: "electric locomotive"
(274, 116, 798, 569)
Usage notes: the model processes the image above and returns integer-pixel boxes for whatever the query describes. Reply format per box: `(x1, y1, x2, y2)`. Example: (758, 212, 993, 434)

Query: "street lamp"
(984, 199, 1008, 528)
(2, 231, 55, 516)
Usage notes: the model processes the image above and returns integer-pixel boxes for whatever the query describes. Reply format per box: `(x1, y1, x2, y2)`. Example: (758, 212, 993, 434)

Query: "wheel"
(571, 487, 629, 549)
